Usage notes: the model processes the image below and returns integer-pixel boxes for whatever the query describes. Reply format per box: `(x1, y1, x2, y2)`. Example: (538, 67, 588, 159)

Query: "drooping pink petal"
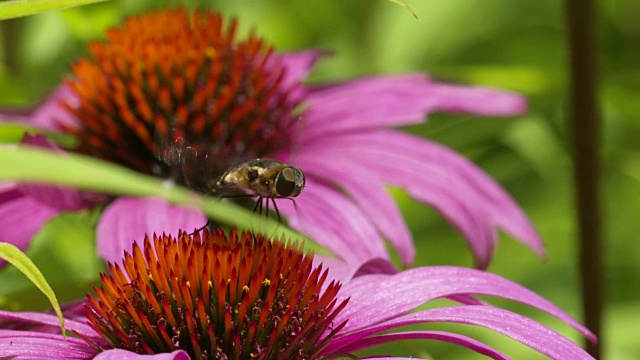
(294, 139, 496, 267)
(333, 130, 543, 256)
(291, 155, 414, 266)
(325, 330, 510, 360)
(296, 130, 545, 267)
(2, 302, 91, 336)
(330, 306, 594, 360)
(0, 310, 102, 342)
(297, 74, 527, 139)
(335, 266, 594, 343)
(0, 188, 60, 267)
(96, 197, 207, 263)
(0, 330, 98, 360)
(277, 178, 390, 264)
(94, 349, 191, 360)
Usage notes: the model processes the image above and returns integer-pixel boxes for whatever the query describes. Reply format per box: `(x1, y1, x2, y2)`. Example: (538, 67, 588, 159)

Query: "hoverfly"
(154, 134, 305, 225)
(214, 158, 305, 220)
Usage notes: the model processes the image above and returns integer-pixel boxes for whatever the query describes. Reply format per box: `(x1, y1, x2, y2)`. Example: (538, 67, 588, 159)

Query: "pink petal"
(325, 330, 510, 360)
(96, 197, 207, 263)
(277, 178, 390, 264)
(429, 83, 527, 115)
(314, 255, 398, 286)
(18, 134, 92, 210)
(51, 299, 88, 323)
(298, 74, 527, 139)
(291, 155, 414, 266)
(277, 50, 326, 89)
(313, 255, 355, 283)
(296, 130, 545, 267)
(338, 131, 542, 254)
(294, 138, 495, 268)
(0, 109, 30, 123)
(0, 330, 98, 359)
(350, 257, 401, 277)
(17, 182, 89, 212)
(31, 84, 79, 130)
(0, 310, 101, 342)
(0, 84, 78, 131)
(332, 306, 595, 360)
(0, 188, 60, 267)
(447, 294, 487, 306)
(0, 136, 91, 268)
(335, 266, 594, 343)
(94, 349, 191, 360)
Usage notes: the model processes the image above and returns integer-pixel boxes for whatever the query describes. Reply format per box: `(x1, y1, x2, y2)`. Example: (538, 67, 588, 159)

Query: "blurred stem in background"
(1, 18, 23, 77)
(566, 0, 603, 357)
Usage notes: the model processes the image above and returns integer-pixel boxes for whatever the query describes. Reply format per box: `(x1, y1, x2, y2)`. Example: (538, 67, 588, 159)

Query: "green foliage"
(0, 242, 66, 338)
(0, 0, 110, 20)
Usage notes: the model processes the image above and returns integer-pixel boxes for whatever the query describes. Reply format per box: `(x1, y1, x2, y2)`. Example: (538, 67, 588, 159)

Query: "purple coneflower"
(0, 8, 541, 270)
(0, 228, 595, 359)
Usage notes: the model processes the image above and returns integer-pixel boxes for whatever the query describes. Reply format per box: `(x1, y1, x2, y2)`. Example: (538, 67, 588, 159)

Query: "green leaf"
(388, 0, 419, 20)
(0, 145, 194, 201)
(0, 123, 77, 147)
(0, 145, 328, 255)
(0, 0, 110, 20)
(0, 242, 66, 339)
(0, 123, 34, 144)
(0, 209, 103, 298)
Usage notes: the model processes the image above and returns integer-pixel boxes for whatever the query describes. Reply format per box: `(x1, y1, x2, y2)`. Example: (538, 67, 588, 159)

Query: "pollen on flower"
(84, 228, 348, 359)
(60, 8, 300, 191)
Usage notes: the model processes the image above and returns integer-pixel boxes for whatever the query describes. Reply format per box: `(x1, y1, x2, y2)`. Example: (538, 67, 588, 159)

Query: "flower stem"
(565, 0, 603, 357)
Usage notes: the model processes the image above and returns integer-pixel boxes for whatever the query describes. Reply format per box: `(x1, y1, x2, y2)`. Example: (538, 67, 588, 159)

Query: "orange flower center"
(61, 9, 300, 191)
(84, 229, 347, 359)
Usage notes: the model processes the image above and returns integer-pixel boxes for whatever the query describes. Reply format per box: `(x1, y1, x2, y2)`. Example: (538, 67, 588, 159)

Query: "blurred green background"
(1, 0, 638, 358)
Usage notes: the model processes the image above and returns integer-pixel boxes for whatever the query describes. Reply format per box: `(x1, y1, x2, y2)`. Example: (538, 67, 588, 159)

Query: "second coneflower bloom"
(0, 229, 595, 359)
(84, 229, 346, 359)
(1, 8, 540, 271)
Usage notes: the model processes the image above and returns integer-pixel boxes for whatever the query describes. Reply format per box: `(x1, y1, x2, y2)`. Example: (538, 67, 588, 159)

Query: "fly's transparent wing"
(153, 128, 250, 194)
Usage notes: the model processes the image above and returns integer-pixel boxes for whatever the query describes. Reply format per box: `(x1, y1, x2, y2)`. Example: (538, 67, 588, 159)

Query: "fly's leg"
(271, 197, 281, 222)
(252, 197, 264, 216)
(190, 219, 211, 235)
(265, 196, 271, 220)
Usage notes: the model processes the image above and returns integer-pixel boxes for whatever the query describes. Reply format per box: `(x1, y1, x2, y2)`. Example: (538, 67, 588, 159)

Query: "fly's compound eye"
(274, 167, 305, 197)
(247, 169, 259, 182)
